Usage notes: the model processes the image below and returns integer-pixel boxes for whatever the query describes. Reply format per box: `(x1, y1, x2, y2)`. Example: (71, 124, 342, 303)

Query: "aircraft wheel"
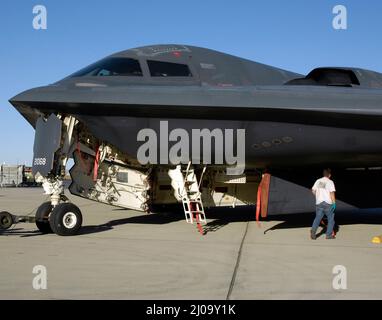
(35, 202, 53, 234)
(0, 211, 13, 230)
(49, 203, 82, 236)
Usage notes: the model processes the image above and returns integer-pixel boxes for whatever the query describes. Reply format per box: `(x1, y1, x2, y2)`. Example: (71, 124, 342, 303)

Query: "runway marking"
(226, 220, 250, 300)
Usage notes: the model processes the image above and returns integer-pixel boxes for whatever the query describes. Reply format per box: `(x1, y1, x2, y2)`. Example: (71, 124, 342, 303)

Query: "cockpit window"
(69, 57, 143, 77)
(147, 60, 192, 77)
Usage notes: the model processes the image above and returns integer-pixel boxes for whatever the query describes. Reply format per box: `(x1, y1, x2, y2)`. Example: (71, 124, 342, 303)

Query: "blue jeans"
(312, 202, 335, 237)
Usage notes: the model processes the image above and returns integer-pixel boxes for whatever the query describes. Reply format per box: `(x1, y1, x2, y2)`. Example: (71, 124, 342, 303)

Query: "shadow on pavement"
(80, 206, 257, 235)
(263, 209, 382, 236)
(1, 206, 382, 237)
(0, 228, 46, 238)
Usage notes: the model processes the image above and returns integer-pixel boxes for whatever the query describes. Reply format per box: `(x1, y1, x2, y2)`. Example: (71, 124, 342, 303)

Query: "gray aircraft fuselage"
(9, 44, 382, 169)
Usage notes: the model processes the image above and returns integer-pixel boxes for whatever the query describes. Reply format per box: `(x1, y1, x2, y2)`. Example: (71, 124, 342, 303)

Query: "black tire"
(49, 203, 82, 236)
(0, 211, 13, 230)
(35, 202, 53, 234)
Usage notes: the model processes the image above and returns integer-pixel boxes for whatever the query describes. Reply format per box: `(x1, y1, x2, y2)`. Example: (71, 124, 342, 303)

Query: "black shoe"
(326, 235, 336, 239)
(310, 230, 317, 240)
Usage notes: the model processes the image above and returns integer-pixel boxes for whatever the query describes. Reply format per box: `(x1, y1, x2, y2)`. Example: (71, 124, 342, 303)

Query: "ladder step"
(182, 200, 206, 224)
(172, 163, 207, 231)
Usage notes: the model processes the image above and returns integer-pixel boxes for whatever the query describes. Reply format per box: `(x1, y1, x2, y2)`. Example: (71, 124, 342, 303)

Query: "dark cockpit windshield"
(147, 60, 192, 77)
(69, 57, 143, 77)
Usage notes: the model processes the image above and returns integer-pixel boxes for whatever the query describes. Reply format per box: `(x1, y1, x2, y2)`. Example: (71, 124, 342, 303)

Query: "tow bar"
(0, 211, 36, 230)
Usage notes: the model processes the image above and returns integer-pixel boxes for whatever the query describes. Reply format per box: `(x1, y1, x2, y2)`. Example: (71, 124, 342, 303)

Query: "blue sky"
(1, 0, 381, 165)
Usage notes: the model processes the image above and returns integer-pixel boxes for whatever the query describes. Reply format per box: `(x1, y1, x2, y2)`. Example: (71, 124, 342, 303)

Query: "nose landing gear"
(1, 202, 83, 236)
(35, 177, 83, 236)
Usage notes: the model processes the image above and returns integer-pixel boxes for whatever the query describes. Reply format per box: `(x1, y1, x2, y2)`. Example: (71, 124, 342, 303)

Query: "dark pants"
(312, 202, 335, 237)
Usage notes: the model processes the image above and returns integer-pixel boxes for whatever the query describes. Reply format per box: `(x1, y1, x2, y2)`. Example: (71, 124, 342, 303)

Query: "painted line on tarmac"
(226, 220, 250, 300)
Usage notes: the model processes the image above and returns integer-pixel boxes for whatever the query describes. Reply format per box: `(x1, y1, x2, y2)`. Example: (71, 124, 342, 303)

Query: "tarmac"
(1, 187, 382, 300)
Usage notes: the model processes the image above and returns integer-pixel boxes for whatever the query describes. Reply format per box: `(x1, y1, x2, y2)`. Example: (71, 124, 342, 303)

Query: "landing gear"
(1, 115, 84, 236)
(0, 203, 82, 236)
(49, 203, 83, 236)
(35, 202, 53, 234)
(37, 177, 82, 236)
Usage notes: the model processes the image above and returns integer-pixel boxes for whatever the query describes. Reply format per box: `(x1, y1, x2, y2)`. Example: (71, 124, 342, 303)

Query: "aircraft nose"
(9, 85, 56, 104)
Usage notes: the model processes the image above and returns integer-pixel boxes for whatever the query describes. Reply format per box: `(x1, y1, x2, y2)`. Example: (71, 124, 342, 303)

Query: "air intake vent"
(285, 68, 360, 87)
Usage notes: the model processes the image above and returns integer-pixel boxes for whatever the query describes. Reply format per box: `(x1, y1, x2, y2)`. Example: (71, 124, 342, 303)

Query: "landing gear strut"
(35, 178, 83, 236)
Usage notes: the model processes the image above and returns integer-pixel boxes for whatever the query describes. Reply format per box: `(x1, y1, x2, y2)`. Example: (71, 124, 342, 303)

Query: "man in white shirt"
(311, 168, 336, 240)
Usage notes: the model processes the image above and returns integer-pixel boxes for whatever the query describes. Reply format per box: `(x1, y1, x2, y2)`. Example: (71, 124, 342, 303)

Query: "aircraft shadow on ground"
(1, 207, 382, 237)
(79, 206, 258, 235)
(80, 207, 382, 236)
